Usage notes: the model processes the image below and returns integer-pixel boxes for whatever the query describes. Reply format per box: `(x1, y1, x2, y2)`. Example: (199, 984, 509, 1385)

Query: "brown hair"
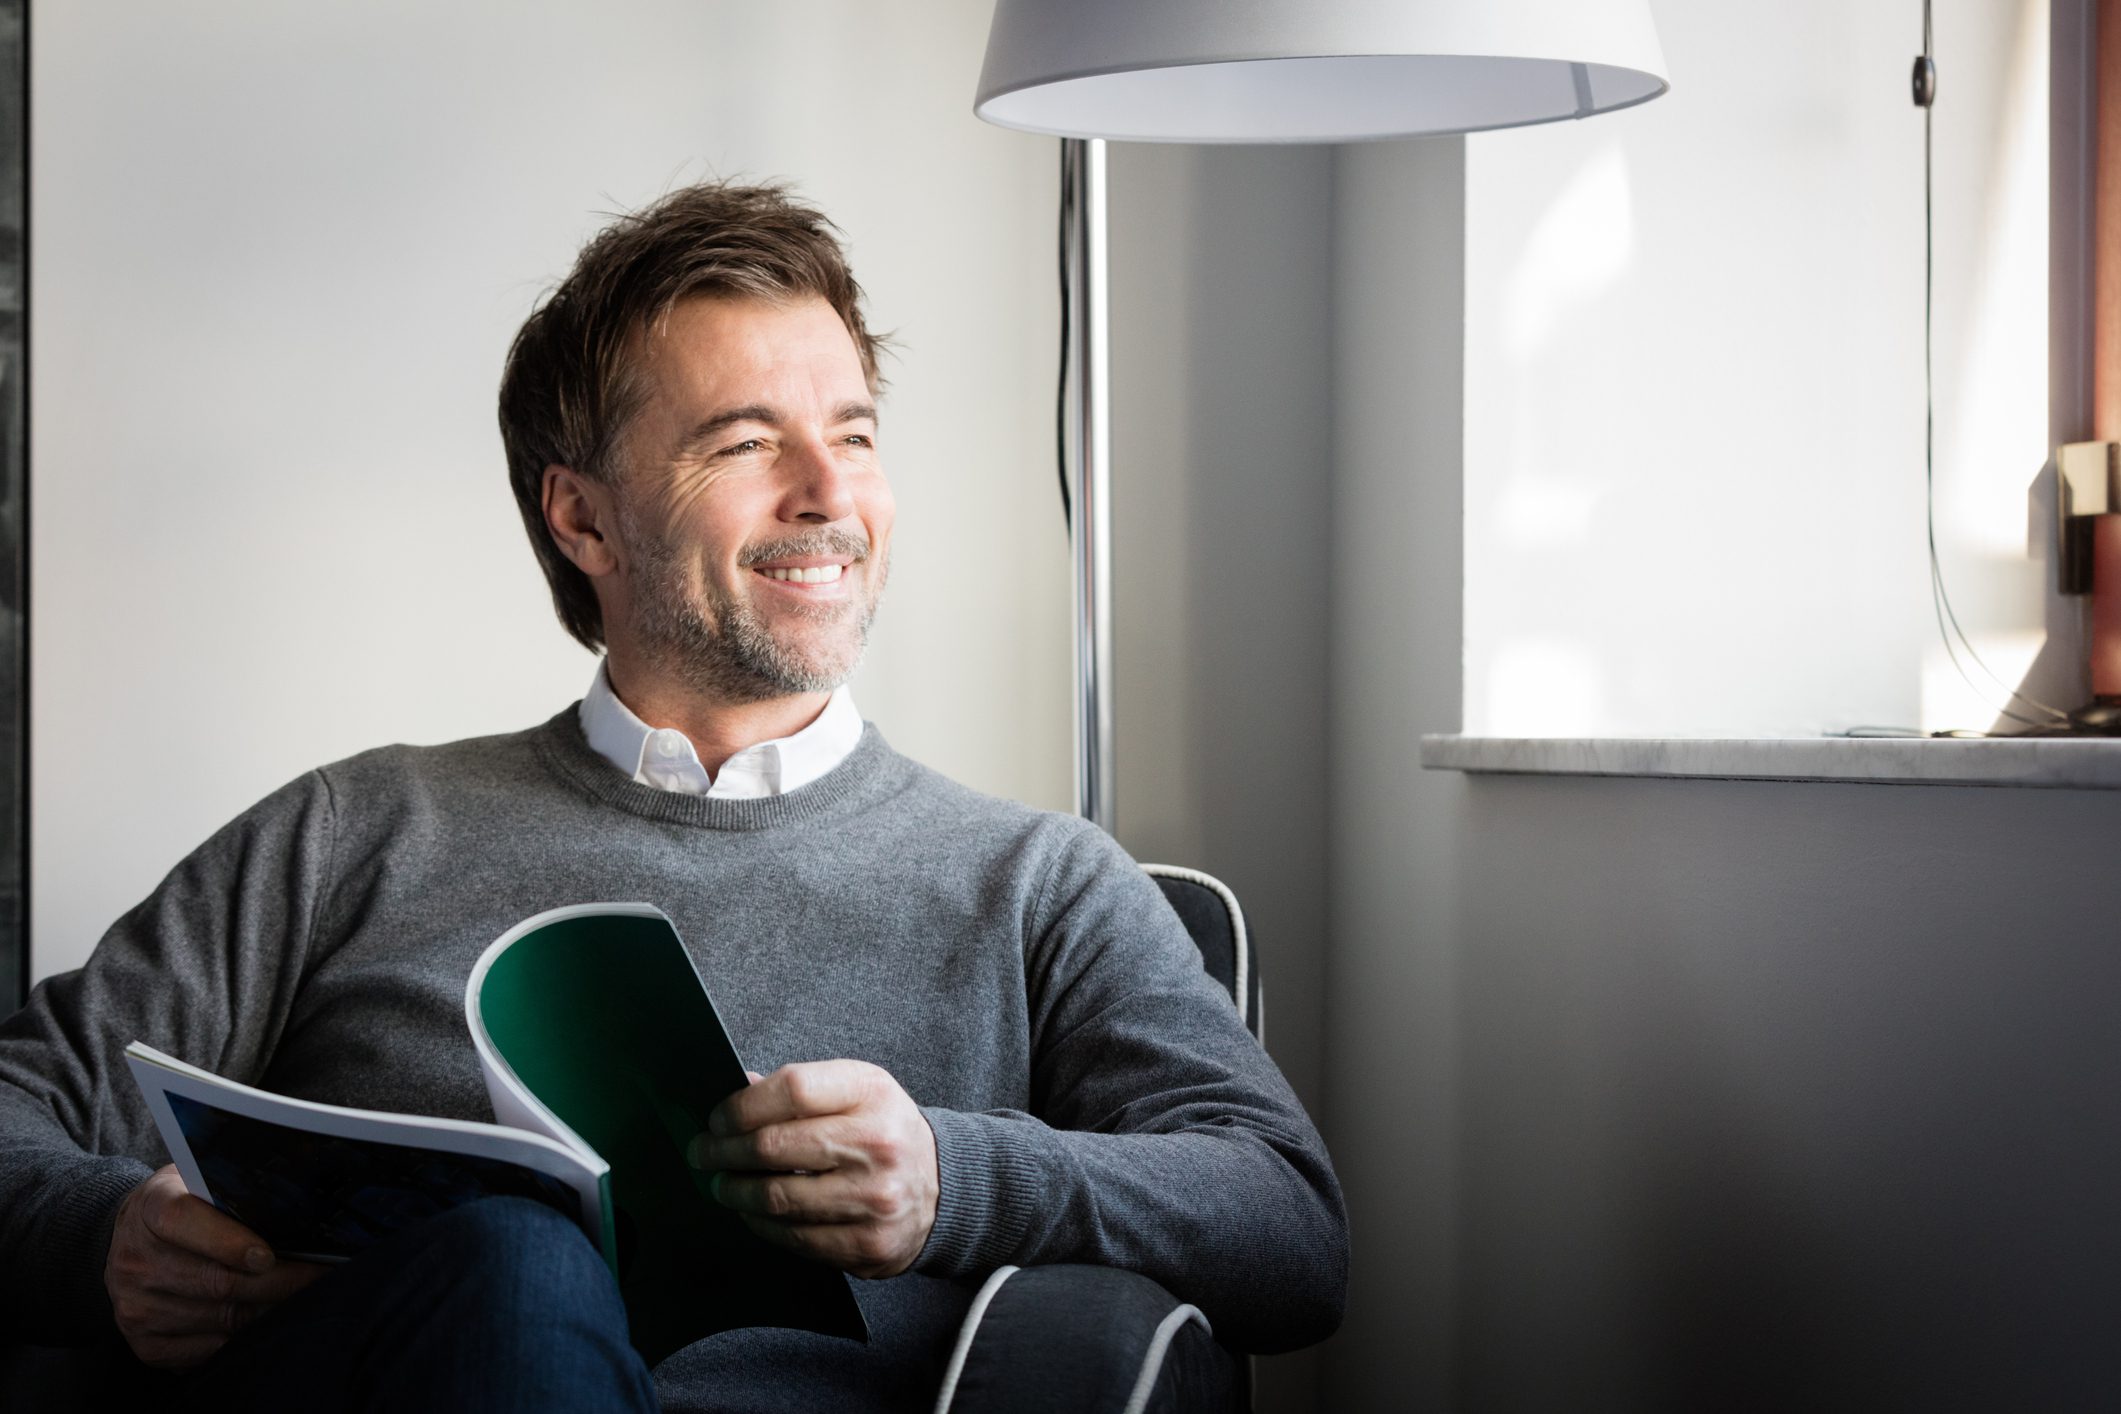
(498, 180, 886, 651)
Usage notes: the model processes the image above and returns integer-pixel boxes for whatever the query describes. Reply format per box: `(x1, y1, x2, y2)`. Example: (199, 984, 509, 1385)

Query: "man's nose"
(779, 436, 858, 524)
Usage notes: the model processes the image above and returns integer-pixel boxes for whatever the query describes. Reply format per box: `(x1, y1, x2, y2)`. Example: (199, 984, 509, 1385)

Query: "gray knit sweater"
(0, 709, 1345, 1386)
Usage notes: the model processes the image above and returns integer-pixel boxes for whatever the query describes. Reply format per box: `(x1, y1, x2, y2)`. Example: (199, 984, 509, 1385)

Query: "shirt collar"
(577, 660, 863, 799)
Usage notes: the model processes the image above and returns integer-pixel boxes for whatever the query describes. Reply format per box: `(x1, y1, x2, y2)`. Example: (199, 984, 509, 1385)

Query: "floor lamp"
(971, 0, 1671, 830)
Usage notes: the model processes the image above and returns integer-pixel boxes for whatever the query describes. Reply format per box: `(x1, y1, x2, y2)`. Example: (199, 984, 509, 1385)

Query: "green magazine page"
(467, 904, 868, 1364)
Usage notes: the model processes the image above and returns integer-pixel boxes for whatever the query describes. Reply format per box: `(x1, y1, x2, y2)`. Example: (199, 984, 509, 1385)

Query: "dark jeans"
(9, 1204, 1239, 1412)
(181, 1195, 657, 1413)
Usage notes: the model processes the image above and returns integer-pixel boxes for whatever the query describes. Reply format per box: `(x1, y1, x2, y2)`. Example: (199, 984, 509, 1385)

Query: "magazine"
(127, 902, 867, 1361)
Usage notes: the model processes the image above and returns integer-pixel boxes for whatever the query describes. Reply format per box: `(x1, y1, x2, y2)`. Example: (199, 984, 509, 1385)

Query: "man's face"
(608, 295, 892, 703)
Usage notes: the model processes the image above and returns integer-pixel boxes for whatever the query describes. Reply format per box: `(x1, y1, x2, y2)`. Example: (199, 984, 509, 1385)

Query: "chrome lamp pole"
(1061, 137, 1116, 830)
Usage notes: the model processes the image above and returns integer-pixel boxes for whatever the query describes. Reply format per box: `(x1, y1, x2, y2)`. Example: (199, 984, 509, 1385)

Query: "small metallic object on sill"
(2046, 442, 2121, 735)
(2056, 440, 2121, 595)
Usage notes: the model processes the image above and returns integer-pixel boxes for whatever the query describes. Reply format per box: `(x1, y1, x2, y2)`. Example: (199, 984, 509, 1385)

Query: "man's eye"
(843, 434, 874, 448)
(717, 439, 766, 458)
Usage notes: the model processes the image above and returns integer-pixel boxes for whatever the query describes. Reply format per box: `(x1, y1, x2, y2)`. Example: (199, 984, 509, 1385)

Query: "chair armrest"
(933, 1264, 1246, 1414)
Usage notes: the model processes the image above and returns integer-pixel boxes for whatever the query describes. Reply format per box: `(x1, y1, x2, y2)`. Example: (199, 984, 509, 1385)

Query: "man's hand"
(692, 1060, 939, 1279)
(105, 1164, 326, 1369)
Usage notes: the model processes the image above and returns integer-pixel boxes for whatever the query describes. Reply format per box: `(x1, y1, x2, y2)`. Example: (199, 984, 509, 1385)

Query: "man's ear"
(543, 465, 620, 578)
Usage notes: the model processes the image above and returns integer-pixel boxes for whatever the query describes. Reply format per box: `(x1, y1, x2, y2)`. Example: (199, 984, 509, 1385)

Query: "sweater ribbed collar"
(531, 704, 903, 832)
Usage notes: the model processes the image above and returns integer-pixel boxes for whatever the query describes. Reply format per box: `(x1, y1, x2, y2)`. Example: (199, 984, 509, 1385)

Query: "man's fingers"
(109, 1169, 328, 1370)
(144, 1187, 274, 1274)
(135, 1245, 249, 1303)
(692, 1115, 856, 1174)
(696, 1065, 935, 1282)
(229, 1258, 329, 1304)
(710, 1169, 877, 1224)
(112, 1285, 254, 1339)
(709, 1061, 875, 1136)
(128, 1253, 327, 1312)
(118, 1292, 284, 1369)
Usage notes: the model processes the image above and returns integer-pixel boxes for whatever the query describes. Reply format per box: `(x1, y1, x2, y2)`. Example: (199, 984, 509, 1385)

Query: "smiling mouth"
(756, 564, 845, 585)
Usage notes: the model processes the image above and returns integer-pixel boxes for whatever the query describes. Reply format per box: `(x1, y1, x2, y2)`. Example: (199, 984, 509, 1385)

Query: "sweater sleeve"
(0, 770, 338, 1345)
(912, 823, 1348, 1354)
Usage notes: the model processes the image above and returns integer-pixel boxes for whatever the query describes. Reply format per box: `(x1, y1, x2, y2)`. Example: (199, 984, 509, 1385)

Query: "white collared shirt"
(577, 661, 863, 798)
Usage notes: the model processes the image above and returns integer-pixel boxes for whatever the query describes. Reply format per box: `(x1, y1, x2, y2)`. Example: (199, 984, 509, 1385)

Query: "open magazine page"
(463, 901, 868, 1360)
(464, 902, 662, 1160)
(125, 1042, 608, 1264)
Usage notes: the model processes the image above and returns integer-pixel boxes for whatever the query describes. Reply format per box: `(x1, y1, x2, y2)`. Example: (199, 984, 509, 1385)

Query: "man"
(0, 181, 1345, 1410)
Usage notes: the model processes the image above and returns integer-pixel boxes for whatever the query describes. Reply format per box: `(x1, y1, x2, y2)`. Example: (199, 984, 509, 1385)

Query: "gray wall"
(1109, 142, 1337, 1414)
(1323, 137, 1467, 1414)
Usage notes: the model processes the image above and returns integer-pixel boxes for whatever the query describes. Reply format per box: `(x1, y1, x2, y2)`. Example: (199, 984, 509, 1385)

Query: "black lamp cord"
(1056, 143, 1075, 530)
(1916, 0, 2070, 731)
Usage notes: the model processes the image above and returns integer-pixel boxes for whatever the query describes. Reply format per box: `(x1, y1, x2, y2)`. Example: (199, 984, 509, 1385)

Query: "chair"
(929, 863, 1260, 1414)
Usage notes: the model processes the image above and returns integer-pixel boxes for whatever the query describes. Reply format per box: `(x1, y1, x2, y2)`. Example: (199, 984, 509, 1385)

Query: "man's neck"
(602, 657, 831, 778)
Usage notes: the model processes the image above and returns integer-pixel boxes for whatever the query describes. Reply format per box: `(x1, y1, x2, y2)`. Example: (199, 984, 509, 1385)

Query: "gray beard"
(625, 521, 882, 705)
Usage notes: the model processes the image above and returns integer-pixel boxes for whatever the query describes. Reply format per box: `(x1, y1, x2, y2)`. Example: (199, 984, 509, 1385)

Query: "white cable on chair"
(1120, 1303, 1212, 1414)
(932, 1264, 1022, 1414)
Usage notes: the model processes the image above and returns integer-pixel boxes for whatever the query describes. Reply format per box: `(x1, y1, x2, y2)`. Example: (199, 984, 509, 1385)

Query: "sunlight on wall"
(1463, 0, 2063, 740)
(1939, 0, 2049, 563)
(1485, 640, 1605, 738)
(1503, 147, 1634, 363)
(1495, 475, 1605, 550)
(1923, 629, 2049, 729)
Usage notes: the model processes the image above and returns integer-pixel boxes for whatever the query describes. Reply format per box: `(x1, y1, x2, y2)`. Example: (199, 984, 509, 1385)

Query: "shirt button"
(656, 733, 685, 759)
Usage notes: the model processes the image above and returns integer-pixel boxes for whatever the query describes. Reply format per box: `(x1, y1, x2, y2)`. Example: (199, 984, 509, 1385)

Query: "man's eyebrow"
(674, 401, 878, 456)
(676, 404, 780, 455)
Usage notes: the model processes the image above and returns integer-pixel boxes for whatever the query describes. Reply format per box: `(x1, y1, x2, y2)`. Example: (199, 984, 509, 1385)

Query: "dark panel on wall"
(0, 0, 21, 1014)
(1454, 775, 2121, 1411)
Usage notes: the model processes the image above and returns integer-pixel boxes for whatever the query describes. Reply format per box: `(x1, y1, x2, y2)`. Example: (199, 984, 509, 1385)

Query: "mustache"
(738, 530, 872, 566)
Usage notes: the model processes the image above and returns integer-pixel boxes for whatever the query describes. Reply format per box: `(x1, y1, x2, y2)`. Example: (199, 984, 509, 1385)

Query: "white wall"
(30, 0, 1070, 979)
(1462, 0, 2072, 739)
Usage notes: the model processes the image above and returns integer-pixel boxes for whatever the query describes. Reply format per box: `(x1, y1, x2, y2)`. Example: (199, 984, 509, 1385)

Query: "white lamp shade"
(975, 0, 1669, 142)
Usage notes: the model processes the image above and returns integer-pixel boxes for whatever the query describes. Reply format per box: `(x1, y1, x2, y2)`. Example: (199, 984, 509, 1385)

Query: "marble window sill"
(1419, 735, 2121, 790)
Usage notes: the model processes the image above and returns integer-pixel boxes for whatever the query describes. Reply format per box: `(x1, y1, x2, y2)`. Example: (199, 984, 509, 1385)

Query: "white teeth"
(761, 564, 844, 584)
